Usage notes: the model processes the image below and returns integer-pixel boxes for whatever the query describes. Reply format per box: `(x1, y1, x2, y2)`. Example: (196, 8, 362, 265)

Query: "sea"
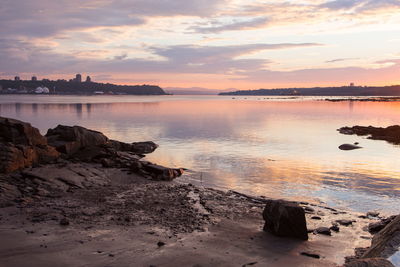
(0, 94, 399, 215)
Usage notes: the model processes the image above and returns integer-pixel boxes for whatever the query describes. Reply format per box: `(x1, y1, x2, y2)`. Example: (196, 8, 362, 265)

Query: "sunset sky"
(1, 0, 400, 90)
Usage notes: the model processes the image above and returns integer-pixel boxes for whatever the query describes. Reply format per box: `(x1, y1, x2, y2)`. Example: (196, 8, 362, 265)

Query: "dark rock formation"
(0, 117, 182, 182)
(338, 125, 400, 145)
(46, 125, 159, 162)
(46, 125, 109, 155)
(344, 258, 395, 267)
(363, 215, 400, 259)
(0, 117, 59, 173)
(262, 199, 308, 240)
(339, 144, 362, 151)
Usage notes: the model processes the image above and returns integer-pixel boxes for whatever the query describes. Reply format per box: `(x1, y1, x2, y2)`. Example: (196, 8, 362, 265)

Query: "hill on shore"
(219, 85, 400, 96)
(0, 79, 167, 95)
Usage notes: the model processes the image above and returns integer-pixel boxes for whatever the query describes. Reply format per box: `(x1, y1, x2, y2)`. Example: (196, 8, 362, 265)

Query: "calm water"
(0, 95, 399, 214)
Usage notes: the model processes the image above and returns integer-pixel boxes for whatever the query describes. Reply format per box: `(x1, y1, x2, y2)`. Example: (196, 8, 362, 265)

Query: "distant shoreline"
(220, 85, 400, 97)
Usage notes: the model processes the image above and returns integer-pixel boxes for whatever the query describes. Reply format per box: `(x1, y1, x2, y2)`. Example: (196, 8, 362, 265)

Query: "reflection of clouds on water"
(321, 171, 400, 198)
(159, 116, 236, 139)
(0, 98, 400, 213)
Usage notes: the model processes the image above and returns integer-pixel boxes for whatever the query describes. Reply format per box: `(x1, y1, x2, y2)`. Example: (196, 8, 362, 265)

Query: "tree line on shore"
(0, 79, 167, 95)
(219, 85, 400, 96)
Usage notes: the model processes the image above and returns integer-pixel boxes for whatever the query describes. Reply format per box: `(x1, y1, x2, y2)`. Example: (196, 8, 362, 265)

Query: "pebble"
(300, 252, 320, 259)
(336, 219, 353, 226)
(315, 227, 331, 236)
(59, 218, 70, 226)
(367, 211, 380, 218)
(330, 225, 340, 232)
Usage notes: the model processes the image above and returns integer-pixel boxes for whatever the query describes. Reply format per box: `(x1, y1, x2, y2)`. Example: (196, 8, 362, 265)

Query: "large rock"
(363, 215, 400, 259)
(344, 258, 395, 267)
(0, 117, 59, 173)
(109, 140, 158, 154)
(0, 117, 47, 146)
(46, 125, 158, 158)
(262, 199, 308, 240)
(46, 125, 109, 155)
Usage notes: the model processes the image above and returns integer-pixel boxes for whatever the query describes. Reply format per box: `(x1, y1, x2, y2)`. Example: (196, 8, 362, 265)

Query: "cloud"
(325, 58, 359, 63)
(0, 0, 228, 38)
(113, 53, 128, 60)
(190, 17, 269, 33)
(0, 39, 321, 76)
(235, 60, 400, 86)
(320, 0, 400, 12)
(319, 0, 361, 10)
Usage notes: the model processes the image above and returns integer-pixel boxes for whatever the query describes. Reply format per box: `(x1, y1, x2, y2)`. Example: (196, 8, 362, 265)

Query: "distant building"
(14, 76, 20, 81)
(350, 83, 355, 87)
(32, 76, 37, 81)
(76, 74, 82, 83)
(85, 76, 91, 82)
(35, 86, 50, 94)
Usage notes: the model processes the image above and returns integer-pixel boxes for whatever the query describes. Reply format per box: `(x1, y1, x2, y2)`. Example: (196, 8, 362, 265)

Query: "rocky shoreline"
(325, 97, 400, 102)
(338, 125, 400, 145)
(0, 116, 398, 267)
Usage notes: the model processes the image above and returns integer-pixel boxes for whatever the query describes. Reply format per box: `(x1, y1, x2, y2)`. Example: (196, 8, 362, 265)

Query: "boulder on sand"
(262, 199, 308, 240)
(0, 117, 59, 173)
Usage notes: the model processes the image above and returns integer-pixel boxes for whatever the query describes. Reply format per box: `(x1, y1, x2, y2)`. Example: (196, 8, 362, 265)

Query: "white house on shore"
(35, 86, 50, 94)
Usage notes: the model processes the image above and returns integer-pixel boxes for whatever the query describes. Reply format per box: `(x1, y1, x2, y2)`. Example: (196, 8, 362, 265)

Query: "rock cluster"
(363, 215, 400, 259)
(338, 125, 400, 145)
(0, 117, 183, 182)
(345, 214, 399, 267)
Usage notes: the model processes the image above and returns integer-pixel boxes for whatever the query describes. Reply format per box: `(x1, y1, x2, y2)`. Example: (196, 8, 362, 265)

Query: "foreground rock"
(263, 199, 308, 240)
(363, 215, 400, 259)
(338, 125, 400, 145)
(0, 117, 182, 183)
(344, 258, 395, 267)
(0, 117, 59, 173)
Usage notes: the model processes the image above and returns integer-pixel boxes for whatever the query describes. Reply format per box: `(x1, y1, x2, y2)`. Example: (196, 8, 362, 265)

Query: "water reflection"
(0, 97, 399, 214)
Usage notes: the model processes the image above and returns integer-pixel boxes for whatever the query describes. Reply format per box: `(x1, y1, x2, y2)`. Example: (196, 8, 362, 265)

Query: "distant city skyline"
(0, 1, 400, 90)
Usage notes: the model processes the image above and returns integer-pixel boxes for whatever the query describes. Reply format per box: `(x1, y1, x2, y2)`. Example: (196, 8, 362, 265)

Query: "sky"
(1, 0, 400, 90)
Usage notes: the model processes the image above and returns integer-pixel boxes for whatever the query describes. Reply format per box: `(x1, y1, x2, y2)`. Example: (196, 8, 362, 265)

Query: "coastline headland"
(0, 116, 398, 266)
(220, 85, 400, 96)
(0, 79, 167, 95)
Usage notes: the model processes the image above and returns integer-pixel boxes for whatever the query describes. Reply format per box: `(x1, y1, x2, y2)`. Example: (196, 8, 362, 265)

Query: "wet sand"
(0, 165, 376, 267)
